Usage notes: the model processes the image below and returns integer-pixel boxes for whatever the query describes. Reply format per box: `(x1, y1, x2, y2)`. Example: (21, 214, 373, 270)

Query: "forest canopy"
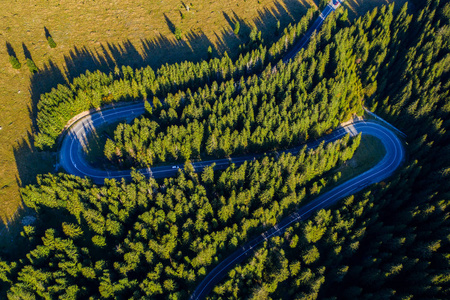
(209, 0, 450, 298)
(1, 0, 449, 299)
(2, 135, 359, 298)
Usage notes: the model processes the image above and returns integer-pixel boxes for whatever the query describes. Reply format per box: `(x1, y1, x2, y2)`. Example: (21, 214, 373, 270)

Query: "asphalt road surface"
(60, 110, 405, 300)
(59, 105, 402, 187)
(60, 111, 405, 300)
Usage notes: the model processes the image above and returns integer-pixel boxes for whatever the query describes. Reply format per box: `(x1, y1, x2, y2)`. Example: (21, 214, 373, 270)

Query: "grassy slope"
(335, 134, 386, 183)
(0, 0, 405, 224)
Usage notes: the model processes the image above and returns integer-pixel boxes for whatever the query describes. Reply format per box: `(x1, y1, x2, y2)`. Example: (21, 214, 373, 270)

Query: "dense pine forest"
(101, 4, 361, 168)
(0, 0, 449, 299)
(1, 136, 359, 298)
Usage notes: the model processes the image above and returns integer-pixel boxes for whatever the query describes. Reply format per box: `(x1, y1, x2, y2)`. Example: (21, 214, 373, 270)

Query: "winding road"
(60, 108, 405, 300)
(57, 1, 406, 299)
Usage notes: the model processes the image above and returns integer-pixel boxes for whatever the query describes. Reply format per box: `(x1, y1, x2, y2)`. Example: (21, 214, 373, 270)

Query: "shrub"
(174, 27, 182, 40)
(234, 21, 240, 35)
(26, 58, 38, 73)
(47, 36, 57, 48)
(207, 46, 213, 59)
(9, 56, 21, 69)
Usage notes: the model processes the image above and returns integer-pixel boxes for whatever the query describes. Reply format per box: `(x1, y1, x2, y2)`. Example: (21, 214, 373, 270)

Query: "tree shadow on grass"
(164, 13, 178, 35)
(22, 43, 33, 61)
(44, 26, 53, 40)
(28, 0, 313, 106)
(13, 132, 55, 189)
(2, 133, 54, 256)
(5, 41, 17, 57)
(11, 0, 315, 226)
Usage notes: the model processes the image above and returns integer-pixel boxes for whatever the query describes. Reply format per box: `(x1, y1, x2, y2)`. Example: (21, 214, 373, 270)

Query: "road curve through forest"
(56, 1, 406, 299)
(189, 121, 405, 299)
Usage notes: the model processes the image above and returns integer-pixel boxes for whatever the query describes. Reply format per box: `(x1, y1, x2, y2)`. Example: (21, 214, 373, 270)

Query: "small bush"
(207, 46, 213, 59)
(47, 36, 57, 48)
(9, 56, 21, 69)
(174, 27, 182, 40)
(234, 21, 240, 36)
(275, 20, 281, 36)
(26, 58, 38, 73)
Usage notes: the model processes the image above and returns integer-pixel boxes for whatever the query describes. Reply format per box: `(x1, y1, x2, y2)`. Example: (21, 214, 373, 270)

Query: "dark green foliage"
(9, 56, 21, 69)
(104, 8, 363, 168)
(104, 51, 360, 168)
(210, 172, 450, 299)
(26, 58, 38, 73)
(209, 1, 450, 299)
(47, 36, 57, 48)
(11, 1, 450, 299)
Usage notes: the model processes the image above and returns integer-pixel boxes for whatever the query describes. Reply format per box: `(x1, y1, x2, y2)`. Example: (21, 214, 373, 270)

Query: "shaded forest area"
(103, 34, 362, 168)
(0, 0, 449, 299)
(98, 4, 364, 170)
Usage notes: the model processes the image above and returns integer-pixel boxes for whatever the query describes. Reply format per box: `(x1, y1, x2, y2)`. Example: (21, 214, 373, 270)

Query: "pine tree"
(47, 36, 57, 48)
(9, 56, 21, 69)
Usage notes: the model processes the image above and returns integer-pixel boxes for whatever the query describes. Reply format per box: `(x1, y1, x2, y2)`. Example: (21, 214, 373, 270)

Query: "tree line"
(98, 0, 367, 169)
(4, 0, 449, 299)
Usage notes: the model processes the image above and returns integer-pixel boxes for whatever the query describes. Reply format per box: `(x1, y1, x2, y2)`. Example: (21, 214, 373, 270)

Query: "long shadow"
(28, 59, 66, 131)
(220, 0, 313, 58)
(164, 13, 177, 35)
(4, 133, 54, 250)
(13, 132, 55, 189)
(44, 26, 52, 39)
(12, 0, 313, 225)
(222, 11, 252, 39)
(5, 41, 16, 57)
(22, 43, 33, 61)
(0, 197, 36, 260)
